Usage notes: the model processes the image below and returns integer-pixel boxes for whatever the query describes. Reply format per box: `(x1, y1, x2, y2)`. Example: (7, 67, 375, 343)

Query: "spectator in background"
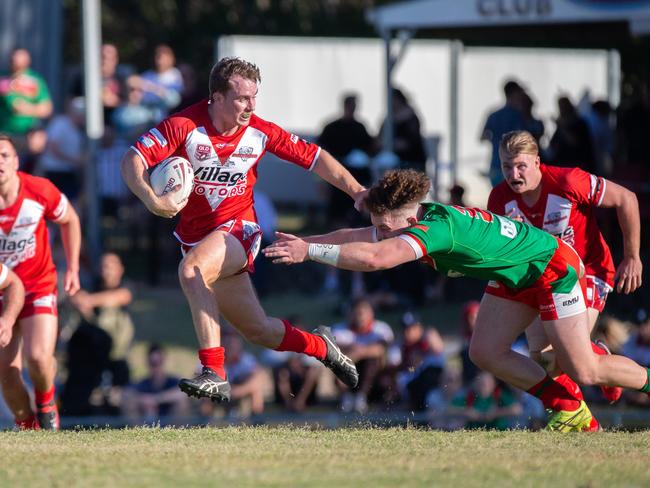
(112, 75, 164, 144)
(332, 298, 394, 413)
(0, 48, 53, 152)
(139, 44, 183, 115)
(394, 311, 445, 411)
(548, 96, 595, 172)
(19, 127, 47, 175)
(379, 88, 427, 172)
(459, 301, 481, 385)
(594, 315, 630, 356)
(38, 97, 86, 201)
(123, 344, 190, 422)
(448, 371, 522, 430)
(521, 91, 544, 147)
(223, 333, 265, 419)
(99, 43, 124, 124)
(449, 184, 466, 207)
(97, 127, 131, 220)
(584, 100, 615, 176)
(480, 80, 525, 187)
(62, 252, 134, 415)
(177, 63, 204, 111)
(622, 310, 650, 406)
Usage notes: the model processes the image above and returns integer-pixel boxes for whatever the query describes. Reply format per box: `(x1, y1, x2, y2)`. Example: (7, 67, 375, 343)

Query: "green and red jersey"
(398, 202, 559, 289)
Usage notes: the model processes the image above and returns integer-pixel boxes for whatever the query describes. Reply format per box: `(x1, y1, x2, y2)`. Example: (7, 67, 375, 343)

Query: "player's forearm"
(617, 191, 641, 258)
(86, 288, 133, 308)
(0, 276, 24, 325)
(313, 150, 364, 198)
(60, 211, 81, 273)
(309, 241, 386, 272)
(121, 151, 157, 207)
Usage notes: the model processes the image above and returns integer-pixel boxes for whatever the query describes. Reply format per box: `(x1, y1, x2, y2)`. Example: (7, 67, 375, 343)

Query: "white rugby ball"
(149, 156, 194, 204)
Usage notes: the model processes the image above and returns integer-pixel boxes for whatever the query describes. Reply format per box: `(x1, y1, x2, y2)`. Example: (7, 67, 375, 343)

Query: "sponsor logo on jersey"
(138, 135, 155, 148)
(543, 212, 568, 226)
(0, 216, 14, 224)
(0, 234, 35, 253)
(149, 128, 168, 147)
(194, 144, 212, 161)
(231, 146, 258, 162)
(194, 166, 246, 185)
(215, 143, 235, 149)
(290, 134, 299, 144)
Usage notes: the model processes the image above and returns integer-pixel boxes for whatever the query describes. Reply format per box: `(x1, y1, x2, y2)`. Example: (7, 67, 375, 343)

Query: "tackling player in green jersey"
(263, 169, 650, 431)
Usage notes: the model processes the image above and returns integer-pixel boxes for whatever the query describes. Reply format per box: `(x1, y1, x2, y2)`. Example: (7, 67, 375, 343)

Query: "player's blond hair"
(499, 130, 539, 161)
(209, 57, 261, 99)
(365, 169, 431, 215)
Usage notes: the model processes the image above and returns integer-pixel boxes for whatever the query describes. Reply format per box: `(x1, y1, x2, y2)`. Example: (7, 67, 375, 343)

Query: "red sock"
(16, 414, 39, 430)
(198, 347, 226, 379)
(527, 374, 582, 411)
(275, 320, 326, 360)
(35, 386, 55, 408)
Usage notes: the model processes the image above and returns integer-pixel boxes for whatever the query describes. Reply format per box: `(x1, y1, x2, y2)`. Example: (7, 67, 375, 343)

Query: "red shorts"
(178, 212, 262, 274)
(0, 288, 58, 319)
(584, 275, 612, 312)
(485, 239, 587, 321)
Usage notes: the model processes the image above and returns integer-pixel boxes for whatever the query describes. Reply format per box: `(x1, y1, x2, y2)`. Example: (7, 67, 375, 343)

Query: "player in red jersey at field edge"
(264, 169, 650, 432)
(488, 130, 641, 416)
(0, 134, 81, 430)
(121, 57, 362, 402)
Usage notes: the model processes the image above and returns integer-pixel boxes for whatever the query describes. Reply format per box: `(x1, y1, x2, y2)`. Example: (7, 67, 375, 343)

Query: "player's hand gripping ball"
(149, 156, 194, 204)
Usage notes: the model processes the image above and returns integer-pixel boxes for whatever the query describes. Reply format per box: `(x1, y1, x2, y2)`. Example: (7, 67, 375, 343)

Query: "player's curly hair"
(209, 57, 261, 99)
(365, 169, 431, 215)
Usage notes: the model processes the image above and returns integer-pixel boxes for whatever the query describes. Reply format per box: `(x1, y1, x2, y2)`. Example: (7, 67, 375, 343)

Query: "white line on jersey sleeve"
(597, 179, 607, 207)
(308, 147, 321, 172)
(398, 234, 425, 259)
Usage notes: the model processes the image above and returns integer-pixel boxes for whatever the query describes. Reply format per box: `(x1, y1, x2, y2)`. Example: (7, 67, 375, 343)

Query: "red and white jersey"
(131, 99, 321, 244)
(488, 164, 615, 286)
(0, 172, 67, 293)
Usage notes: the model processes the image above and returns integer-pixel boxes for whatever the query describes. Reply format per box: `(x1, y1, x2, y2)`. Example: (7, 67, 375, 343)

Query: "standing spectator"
(521, 91, 544, 147)
(548, 96, 595, 172)
(62, 252, 134, 416)
(19, 127, 47, 175)
(332, 298, 394, 413)
(122, 344, 190, 422)
(480, 80, 525, 186)
(379, 88, 427, 172)
(0, 48, 53, 151)
(38, 97, 86, 201)
(394, 311, 445, 411)
(97, 127, 131, 219)
(448, 371, 522, 430)
(139, 44, 183, 115)
(584, 100, 615, 176)
(112, 75, 164, 144)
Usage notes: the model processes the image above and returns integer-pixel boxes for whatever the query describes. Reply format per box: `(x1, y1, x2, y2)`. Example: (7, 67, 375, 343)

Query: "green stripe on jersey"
(402, 203, 558, 289)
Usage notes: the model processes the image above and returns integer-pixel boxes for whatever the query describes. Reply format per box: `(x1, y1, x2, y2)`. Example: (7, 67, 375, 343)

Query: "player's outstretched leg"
(312, 326, 359, 389)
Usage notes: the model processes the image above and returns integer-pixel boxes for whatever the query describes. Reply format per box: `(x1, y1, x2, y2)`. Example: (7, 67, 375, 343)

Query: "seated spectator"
(38, 97, 86, 201)
(139, 44, 182, 114)
(122, 344, 190, 421)
(112, 75, 164, 143)
(333, 298, 394, 413)
(62, 252, 134, 415)
(394, 311, 445, 411)
(223, 333, 265, 419)
(623, 310, 650, 406)
(448, 371, 522, 430)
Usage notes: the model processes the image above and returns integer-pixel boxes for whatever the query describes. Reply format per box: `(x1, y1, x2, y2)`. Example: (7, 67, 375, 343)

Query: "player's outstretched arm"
(0, 268, 24, 347)
(312, 149, 367, 210)
(120, 149, 184, 218)
(273, 226, 377, 246)
(600, 180, 642, 294)
(263, 235, 418, 272)
(57, 204, 82, 296)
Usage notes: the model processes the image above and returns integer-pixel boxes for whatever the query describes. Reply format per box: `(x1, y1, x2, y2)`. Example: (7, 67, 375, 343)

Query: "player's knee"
(178, 257, 202, 287)
(566, 364, 599, 386)
(25, 353, 51, 375)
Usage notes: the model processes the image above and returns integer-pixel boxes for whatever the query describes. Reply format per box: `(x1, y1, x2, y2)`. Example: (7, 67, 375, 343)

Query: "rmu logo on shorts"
(562, 296, 580, 307)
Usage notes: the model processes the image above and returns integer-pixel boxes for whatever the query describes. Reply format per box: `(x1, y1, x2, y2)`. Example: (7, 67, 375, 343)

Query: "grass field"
(1, 427, 649, 487)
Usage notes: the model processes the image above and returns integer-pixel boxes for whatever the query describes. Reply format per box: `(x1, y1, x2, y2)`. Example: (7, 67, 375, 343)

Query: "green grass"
(1, 427, 649, 487)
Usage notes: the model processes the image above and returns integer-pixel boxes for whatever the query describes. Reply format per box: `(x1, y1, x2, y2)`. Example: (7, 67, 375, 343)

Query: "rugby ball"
(149, 156, 194, 204)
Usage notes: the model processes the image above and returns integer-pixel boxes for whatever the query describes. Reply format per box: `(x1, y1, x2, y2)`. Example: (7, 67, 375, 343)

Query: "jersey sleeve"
(398, 218, 454, 259)
(131, 115, 192, 168)
(567, 167, 607, 207)
(264, 121, 321, 170)
(41, 178, 69, 222)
